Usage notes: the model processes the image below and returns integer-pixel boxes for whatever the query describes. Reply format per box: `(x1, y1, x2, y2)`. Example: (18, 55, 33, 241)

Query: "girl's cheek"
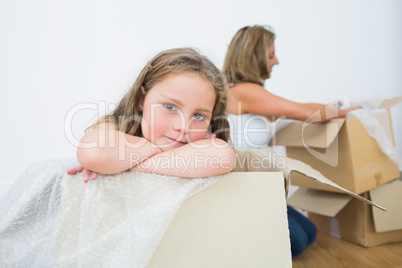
(141, 118, 151, 141)
(189, 122, 208, 142)
(150, 112, 171, 139)
(188, 120, 209, 142)
(142, 108, 169, 142)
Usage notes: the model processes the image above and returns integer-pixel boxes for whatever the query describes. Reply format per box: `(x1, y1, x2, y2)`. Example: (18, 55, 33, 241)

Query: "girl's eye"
(193, 113, 206, 121)
(164, 103, 177, 111)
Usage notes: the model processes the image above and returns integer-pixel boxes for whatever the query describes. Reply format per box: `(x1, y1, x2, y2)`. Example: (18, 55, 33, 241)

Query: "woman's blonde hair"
(223, 25, 275, 86)
(93, 47, 231, 142)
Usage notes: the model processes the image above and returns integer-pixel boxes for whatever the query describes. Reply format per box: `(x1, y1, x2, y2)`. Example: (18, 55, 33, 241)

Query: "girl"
(0, 48, 235, 267)
(223, 25, 360, 258)
(68, 48, 234, 181)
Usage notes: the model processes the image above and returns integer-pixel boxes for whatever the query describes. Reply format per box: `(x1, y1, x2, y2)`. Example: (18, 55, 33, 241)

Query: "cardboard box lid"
(270, 118, 345, 149)
(370, 179, 402, 233)
(284, 157, 386, 212)
(270, 97, 402, 149)
(244, 149, 386, 211)
(147, 172, 292, 268)
(288, 179, 402, 233)
(379, 97, 402, 109)
(287, 188, 352, 217)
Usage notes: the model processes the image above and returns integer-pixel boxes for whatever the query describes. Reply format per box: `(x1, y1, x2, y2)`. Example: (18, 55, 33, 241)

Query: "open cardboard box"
(270, 97, 402, 194)
(148, 149, 386, 266)
(55, 149, 385, 267)
(288, 178, 402, 247)
(57, 150, 294, 267)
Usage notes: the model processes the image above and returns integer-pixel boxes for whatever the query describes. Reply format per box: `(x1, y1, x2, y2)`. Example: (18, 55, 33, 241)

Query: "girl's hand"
(67, 166, 99, 183)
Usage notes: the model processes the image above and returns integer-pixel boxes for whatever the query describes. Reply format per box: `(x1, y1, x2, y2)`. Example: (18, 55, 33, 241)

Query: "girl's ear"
(138, 86, 146, 111)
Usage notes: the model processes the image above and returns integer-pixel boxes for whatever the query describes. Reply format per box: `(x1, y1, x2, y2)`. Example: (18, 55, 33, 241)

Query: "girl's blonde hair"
(94, 47, 230, 142)
(223, 25, 275, 86)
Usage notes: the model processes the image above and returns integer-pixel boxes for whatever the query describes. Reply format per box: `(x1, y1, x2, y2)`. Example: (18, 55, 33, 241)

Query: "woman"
(223, 25, 360, 257)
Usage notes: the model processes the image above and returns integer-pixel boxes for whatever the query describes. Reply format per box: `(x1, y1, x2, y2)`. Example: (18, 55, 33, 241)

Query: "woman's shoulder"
(228, 83, 269, 115)
(230, 82, 265, 95)
(230, 82, 267, 100)
(231, 82, 264, 90)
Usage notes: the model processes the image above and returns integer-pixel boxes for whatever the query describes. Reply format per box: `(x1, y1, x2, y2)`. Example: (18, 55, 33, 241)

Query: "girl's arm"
(229, 83, 360, 122)
(76, 123, 162, 175)
(131, 138, 235, 178)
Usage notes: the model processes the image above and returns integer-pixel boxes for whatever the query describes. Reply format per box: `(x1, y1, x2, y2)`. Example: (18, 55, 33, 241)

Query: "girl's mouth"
(166, 136, 186, 145)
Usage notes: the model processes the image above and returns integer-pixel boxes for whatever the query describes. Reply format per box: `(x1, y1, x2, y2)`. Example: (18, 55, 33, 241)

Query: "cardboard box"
(271, 97, 402, 194)
(148, 149, 386, 265)
(57, 151, 293, 267)
(55, 149, 384, 267)
(287, 179, 402, 247)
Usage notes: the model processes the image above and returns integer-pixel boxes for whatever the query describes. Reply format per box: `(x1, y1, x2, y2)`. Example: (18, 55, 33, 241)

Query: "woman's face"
(140, 73, 216, 152)
(267, 42, 279, 78)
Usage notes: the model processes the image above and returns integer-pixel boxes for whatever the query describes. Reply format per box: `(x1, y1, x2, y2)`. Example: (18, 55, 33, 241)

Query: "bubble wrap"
(0, 158, 219, 267)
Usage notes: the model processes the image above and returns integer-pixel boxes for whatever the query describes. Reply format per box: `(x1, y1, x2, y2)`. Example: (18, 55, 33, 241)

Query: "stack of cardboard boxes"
(273, 98, 402, 247)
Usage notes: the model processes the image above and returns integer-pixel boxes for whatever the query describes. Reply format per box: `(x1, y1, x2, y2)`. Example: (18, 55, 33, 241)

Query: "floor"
(292, 231, 402, 268)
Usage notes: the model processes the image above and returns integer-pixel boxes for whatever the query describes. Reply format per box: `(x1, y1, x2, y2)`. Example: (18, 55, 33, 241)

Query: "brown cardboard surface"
(288, 188, 352, 217)
(270, 118, 345, 149)
(309, 193, 368, 245)
(147, 172, 291, 268)
(248, 149, 386, 211)
(294, 184, 402, 247)
(379, 97, 402, 108)
(308, 191, 402, 247)
(370, 180, 402, 233)
(270, 97, 401, 194)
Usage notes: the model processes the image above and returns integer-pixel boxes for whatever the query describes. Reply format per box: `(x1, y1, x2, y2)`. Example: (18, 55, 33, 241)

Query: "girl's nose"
(172, 115, 190, 134)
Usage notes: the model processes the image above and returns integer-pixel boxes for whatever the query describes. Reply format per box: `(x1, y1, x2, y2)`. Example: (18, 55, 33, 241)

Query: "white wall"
(1, 0, 401, 190)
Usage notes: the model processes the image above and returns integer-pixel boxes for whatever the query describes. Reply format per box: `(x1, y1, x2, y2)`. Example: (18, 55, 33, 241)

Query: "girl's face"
(141, 73, 216, 151)
(267, 42, 279, 78)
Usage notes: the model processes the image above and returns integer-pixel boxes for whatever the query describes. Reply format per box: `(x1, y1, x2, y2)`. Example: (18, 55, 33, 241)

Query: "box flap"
(270, 118, 345, 149)
(270, 96, 401, 149)
(284, 157, 386, 211)
(245, 149, 386, 211)
(379, 96, 402, 109)
(370, 180, 402, 233)
(287, 188, 352, 217)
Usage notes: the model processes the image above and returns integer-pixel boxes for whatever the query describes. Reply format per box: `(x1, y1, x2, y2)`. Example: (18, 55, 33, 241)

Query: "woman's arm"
(76, 123, 162, 174)
(131, 138, 235, 178)
(229, 83, 360, 122)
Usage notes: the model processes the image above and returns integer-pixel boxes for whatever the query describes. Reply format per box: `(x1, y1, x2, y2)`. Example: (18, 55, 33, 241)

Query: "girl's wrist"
(145, 139, 162, 154)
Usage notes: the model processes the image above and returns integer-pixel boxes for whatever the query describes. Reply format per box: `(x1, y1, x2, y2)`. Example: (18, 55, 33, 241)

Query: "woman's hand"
(338, 106, 362, 118)
(67, 166, 99, 183)
(304, 102, 362, 123)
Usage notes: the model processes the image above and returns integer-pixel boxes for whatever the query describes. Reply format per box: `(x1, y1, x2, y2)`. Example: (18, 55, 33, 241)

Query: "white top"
(228, 113, 294, 153)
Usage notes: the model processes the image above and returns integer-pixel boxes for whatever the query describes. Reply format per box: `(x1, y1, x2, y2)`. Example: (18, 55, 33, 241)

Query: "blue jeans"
(287, 205, 316, 257)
